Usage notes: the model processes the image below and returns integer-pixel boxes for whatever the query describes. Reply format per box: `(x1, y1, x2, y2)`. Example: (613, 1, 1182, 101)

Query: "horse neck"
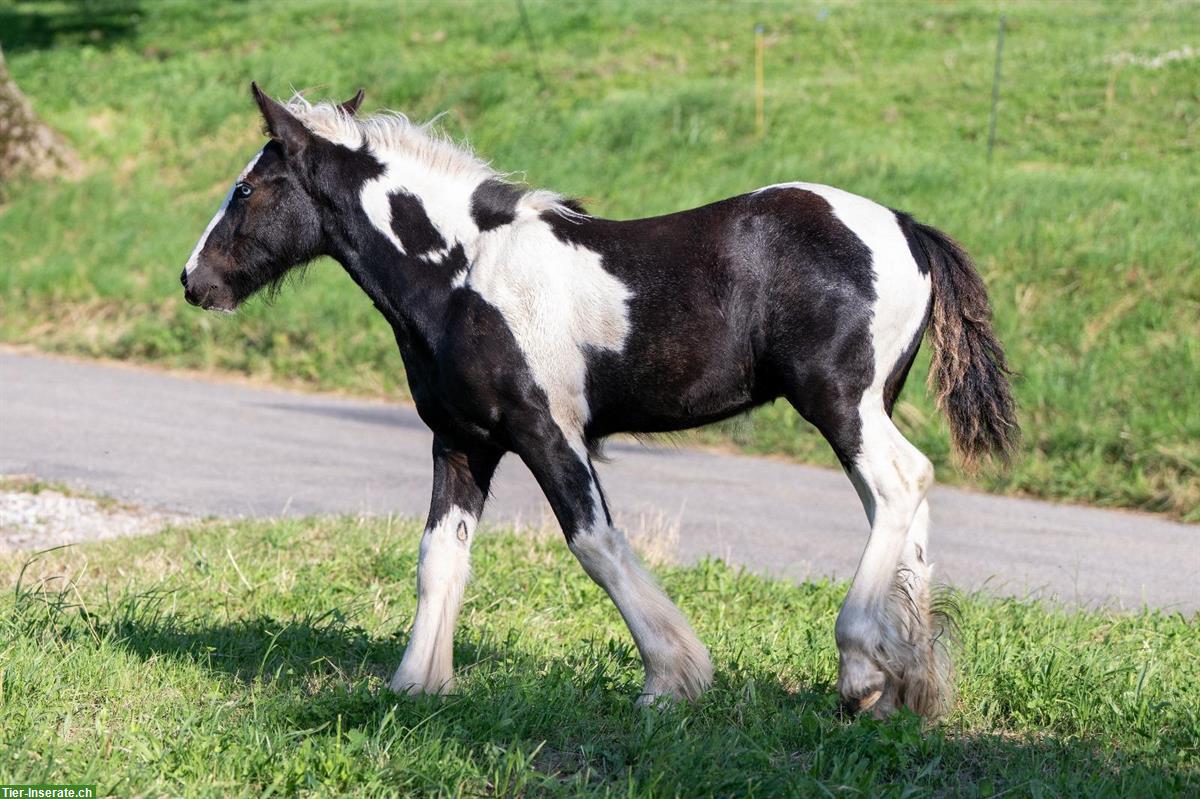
(330, 156, 486, 354)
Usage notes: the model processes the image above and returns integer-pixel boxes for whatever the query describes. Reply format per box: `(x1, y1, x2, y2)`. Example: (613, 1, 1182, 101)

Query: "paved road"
(1, 350, 1195, 612)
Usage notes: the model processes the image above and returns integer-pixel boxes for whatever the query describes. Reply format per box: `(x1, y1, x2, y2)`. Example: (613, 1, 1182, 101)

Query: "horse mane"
(281, 93, 585, 217)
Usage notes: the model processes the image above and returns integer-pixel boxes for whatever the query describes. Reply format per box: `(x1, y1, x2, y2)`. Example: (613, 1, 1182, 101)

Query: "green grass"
(1, 515, 1196, 796)
(0, 0, 1197, 520)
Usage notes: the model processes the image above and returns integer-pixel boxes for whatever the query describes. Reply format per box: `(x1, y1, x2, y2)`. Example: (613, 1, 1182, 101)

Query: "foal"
(182, 85, 1017, 719)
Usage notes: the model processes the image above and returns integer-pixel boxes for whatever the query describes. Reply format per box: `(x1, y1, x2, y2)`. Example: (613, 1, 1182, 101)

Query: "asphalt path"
(2, 350, 1195, 612)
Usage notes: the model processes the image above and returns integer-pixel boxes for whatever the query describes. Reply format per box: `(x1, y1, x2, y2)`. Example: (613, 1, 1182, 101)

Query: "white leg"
(836, 404, 933, 717)
(569, 512, 713, 704)
(388, 442, 499, 695)
(389, 505, 477, 694)
(881, 498, 954, 717)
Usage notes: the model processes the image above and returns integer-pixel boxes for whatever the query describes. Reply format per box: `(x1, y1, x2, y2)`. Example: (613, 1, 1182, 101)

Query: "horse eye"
(237, 182, 253, 197)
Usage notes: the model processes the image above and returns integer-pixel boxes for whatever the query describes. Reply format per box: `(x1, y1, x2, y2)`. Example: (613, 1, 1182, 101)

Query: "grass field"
(2, 515, 1197, 796)
(0, 0, 1197, 520)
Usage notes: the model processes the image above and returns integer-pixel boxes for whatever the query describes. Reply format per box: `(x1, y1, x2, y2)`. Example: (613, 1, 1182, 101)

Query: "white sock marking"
(566, 452, 711, 701)
(390, 504, 477, 694)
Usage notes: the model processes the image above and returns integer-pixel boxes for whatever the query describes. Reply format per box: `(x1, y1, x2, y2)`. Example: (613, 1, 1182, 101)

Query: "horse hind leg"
(835, 402, 942, 718)
(880, 497, 955, 718)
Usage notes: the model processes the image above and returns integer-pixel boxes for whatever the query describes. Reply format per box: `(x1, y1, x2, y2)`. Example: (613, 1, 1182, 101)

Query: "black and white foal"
(182, 85, 1017, 719)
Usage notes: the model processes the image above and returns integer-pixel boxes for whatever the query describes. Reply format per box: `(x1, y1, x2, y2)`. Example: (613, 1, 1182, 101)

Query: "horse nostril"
(180, 269, 188, 288)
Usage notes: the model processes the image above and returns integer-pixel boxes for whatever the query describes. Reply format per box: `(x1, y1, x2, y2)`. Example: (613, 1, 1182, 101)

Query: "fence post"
(987, 15, 1006, 161)
(755, 23, 765, 138)
(515, 0, 546, 91)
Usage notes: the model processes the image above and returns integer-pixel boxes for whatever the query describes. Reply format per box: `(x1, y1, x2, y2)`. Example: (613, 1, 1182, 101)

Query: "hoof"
(839, 688, 879, 717)
(856, 688, 883, 712)
(635, 677, 695, 707)
(636, 644, 715, 706)
(837, 650, 895, 719)
(839, 682, 900, 719)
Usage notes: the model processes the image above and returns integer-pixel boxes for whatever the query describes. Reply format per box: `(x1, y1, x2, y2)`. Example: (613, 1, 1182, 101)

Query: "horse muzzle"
(181, 268, 237, 312)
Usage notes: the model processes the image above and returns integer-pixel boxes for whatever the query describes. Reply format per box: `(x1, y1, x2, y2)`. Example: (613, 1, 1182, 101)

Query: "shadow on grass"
(99, 606, 1198, 796)
(0, 1, 143, 54)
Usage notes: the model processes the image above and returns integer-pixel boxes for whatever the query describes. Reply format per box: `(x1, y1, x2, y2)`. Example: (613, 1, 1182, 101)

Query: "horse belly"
(583, 324, 766, 436)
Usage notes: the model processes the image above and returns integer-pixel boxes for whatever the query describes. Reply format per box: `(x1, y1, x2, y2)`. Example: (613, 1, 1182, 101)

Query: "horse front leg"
(512, 422, 713, 704)
(388, 438, 501, 695)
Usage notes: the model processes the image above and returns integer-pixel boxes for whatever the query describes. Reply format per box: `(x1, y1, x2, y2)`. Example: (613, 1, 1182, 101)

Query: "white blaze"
(184, 149, 265, 275)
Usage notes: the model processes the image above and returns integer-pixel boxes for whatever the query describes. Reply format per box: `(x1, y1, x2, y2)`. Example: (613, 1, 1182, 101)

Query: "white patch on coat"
(566, 453, 712, 702)
(389, 504, 477, 695)
(465, 220, 632, 434)
(359, 148, 485, 257)
(418, 248, 452, 264)
(184, 149, 264, 275)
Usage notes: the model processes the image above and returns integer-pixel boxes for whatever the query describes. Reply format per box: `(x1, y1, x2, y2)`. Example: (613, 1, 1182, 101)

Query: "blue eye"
(236, 182, 253, 197)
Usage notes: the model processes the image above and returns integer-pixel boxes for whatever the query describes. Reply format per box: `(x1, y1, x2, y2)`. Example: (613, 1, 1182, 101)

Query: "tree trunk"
(0, 43, 78, 185)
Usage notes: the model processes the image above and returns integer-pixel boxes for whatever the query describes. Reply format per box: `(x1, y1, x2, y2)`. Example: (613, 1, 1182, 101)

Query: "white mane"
(282, 95, 578, 217)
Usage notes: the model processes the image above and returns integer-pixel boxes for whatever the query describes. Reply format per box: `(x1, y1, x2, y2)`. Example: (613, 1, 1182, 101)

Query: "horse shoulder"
(461, 216, 633, 435)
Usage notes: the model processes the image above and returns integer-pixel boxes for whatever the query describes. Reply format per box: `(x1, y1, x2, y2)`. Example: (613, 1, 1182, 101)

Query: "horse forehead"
(241, 143, 279, 178)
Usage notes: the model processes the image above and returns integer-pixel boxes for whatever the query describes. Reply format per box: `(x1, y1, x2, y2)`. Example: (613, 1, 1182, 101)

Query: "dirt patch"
(0, 480, 183, 551)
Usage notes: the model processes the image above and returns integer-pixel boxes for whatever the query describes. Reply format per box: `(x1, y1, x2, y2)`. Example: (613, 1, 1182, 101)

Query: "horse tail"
(906, 218, 1019, 468)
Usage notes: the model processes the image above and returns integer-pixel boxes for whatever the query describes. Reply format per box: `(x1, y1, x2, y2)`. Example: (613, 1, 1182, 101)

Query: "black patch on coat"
(308, 138, 388, 200)
(587, 459, 613, 526)
(469, 179, 524, 231)
(388, 191, 447, 255)
(437, 242, 469, 273)
(428, 437, 501, 523)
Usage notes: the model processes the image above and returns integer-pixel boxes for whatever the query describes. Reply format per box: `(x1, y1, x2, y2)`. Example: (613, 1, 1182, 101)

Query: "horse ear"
(340, 88, 365, 116)
(251, 82, 310, 153)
